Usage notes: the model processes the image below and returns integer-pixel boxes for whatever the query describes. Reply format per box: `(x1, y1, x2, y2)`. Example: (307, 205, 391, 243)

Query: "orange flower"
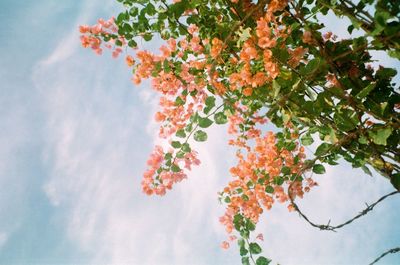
(221, 241, 230, 250)
(125, 55, 135, 67)
(243, 87, 253, 96)
(210, 37, 224, 58)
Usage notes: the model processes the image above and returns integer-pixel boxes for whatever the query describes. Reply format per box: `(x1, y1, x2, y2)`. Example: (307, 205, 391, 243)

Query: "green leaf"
(391, 173, 400, 191)
(143, 33, 153, 41)
(163, 59, 171, 73)
(301, 133, 314, 146)
(285, 141, 296, 151)
(240, 229, 250, 239)
(164, 153, 173, 160)
(214, 112, 228, 124)
(190, 113, 199, 123)
(115, 39, 123, 46)
(249, 243, 262, 254)
(326, 127, 338, 144)
(281, 166, 291, 175)
(176, 151, 185, 159)
(256, 256, 271, 265)
(315, 143, 332, 156)
(236, 27, 252, 46)
(368, 127, 392, 146)
(361, 165, 372, 176)
(376, 67, 397, 80)
(145, 3, 156, 15)
(347, 24, 354, 34)
(333, 109, 358, 131)
(358, 135, 368, 144)
(205, 96, 216, 108)
(194, 130, 207, 142)
(356, 83, 376, 99)
(176, 129, 186, 138)
(238, 238, 245, 248)
(175, 96, 185, 106)
(303, 58, 321, 75)
(181, 143, 191, 153)
(171, 141, 181, 148)
(203, 106, 212, 115)
(241, 257, 250, 265)
(198, 117, 213, 128)
(274, 176, 284, 186)
(388, 50, 400, 59)
(313, 164, 326, 174)
(272, 80, 281, 99)
(265, 186, 274, 194)
(246, 220, 256, 231)
(129, 6, 139, 16)
(128, 39, 137, 48)
(240, 246, 248, 256)
(171, 164, 181, 173)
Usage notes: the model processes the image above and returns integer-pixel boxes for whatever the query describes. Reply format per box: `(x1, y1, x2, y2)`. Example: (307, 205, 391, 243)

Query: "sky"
(0, 0, 399, 264)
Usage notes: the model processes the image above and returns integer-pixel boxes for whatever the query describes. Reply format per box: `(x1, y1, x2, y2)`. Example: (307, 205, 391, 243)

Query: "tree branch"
(369, 247, 400, 265)
(289, 190, 399, 232)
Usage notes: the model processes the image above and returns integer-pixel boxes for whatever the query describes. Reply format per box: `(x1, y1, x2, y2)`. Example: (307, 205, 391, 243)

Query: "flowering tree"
(80, 0, 400, 263)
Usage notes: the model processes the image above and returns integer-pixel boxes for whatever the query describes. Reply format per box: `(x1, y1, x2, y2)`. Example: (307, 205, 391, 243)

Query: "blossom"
(288, 47, 308, 68)
(210, 38, 224, 59)
(125, 55, 135, 67)
(221, 241, 230, 250)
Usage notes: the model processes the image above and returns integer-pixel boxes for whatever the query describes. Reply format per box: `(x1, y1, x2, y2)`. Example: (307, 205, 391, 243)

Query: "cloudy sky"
(0, 0, 399, 264)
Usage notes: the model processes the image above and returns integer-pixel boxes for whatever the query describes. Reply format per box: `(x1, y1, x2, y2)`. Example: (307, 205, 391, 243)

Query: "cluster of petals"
(220, 128, 313, 234)
(256, 16, 277, 49)
(210, 38, 225, 59)
(132, 35, 212, 195)
(142, 145, 201, 196)
(79, 17, 124, 56)
(326, 73, 341, 88)
(263, 49, 280, 79)
(267, 0, 289, 14)
(288, 47, 308, 68)
(133, 50, 157, 84)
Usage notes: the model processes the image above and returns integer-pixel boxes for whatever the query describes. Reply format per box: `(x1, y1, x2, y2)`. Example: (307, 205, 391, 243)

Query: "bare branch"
(369, 247, 400, 265)
(289, 191, 399, 232)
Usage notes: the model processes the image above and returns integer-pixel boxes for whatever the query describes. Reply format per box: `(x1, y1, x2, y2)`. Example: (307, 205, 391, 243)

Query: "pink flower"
(188, 24, 199, 35)
(221, 241, 230, 250)
(125, 55, 135, 67)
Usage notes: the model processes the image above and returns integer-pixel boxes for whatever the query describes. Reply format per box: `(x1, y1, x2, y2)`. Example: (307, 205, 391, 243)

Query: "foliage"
(80, 0, 400, 263)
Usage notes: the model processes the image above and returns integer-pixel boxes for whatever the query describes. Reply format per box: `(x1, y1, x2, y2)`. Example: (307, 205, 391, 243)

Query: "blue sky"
(0, 0, 399, 264)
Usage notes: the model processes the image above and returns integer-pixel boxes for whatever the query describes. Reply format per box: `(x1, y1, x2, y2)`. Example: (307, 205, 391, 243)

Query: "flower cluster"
(219, 112, 316, 238)
(142, 145, 200, 196)
(79, 17, 124, 57)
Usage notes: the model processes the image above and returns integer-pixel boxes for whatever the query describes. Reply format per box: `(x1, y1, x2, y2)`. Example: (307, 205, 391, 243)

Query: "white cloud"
(0, 232, 8, 250)
(0, 83, 35, 251)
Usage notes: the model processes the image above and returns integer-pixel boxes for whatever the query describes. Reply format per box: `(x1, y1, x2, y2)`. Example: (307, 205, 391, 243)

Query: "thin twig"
(369, 247, 400, 265)
(289, 190, 399, 232)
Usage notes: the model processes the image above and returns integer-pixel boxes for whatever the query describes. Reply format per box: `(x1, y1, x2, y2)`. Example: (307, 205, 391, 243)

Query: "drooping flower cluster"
(79, 17, 124, 57)
(142, 145, 200, 196)
(219, 109, 317, 237)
